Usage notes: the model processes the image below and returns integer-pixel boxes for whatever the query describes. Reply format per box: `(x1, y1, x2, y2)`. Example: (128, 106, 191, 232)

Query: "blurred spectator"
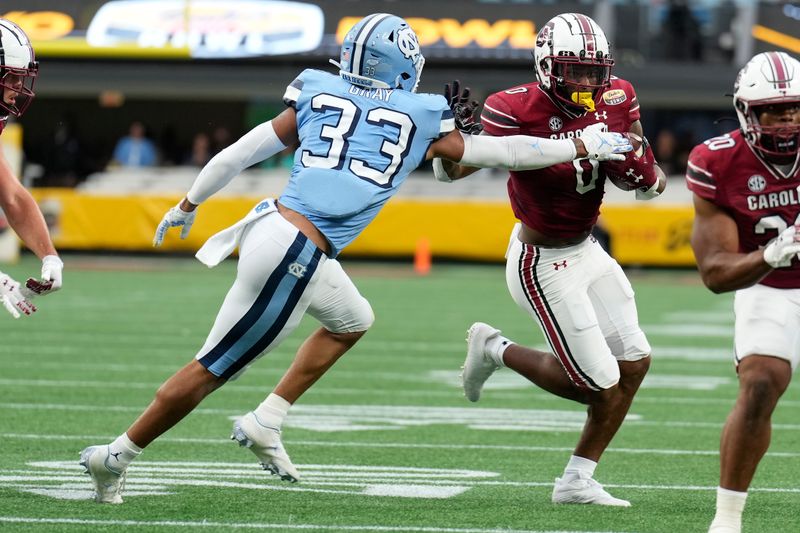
(210, 126, 232, 156)
(111, 121, 158, 167)
(658, 0, 704, 62)
(184, 132, 212, 167)
(42, 117, 82, 187)
(653, 129, 682, 176)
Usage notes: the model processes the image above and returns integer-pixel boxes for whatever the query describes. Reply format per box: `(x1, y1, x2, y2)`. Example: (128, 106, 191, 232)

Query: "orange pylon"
(414, 237, 432, 275)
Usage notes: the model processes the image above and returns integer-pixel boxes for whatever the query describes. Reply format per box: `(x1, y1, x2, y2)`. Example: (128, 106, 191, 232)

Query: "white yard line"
(0, 517, 618, 533)
(6, 399, 800, 425)
(4, 432, 800, 458)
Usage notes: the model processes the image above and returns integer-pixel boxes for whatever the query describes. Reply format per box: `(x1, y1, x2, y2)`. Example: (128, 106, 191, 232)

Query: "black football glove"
(444, 80, 483, 135)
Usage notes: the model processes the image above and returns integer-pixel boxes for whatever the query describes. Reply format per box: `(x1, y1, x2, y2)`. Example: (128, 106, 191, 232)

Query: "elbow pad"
(459, 133, 576, 170)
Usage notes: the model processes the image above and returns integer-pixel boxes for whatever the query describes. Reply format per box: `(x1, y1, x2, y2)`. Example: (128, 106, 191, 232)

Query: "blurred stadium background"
(2, 2, 800, 532)
(1, 0, 797, 265)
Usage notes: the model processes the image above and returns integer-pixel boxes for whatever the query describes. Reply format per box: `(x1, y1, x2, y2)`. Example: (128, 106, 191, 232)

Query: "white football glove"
(763, 225, 800, 268)
(23, 255, 64, 297)
(153, 202, 197, 247)
(0, 271, 37, 319)
(580, 123, 632, 162)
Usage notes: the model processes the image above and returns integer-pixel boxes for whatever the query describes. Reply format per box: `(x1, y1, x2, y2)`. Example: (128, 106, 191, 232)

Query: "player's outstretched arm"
(154, 108, 299, 246)
(0, 147, 63, 294)
(691, 194, 784, 293)
(427, 125, 631, 180)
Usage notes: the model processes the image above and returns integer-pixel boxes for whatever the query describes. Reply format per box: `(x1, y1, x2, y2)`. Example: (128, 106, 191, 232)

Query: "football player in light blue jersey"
(279, 67, 455, 256)
(79, 12, 632, 504)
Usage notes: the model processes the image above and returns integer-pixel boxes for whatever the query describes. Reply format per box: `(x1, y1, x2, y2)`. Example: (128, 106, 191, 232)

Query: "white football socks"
(253, 393, 292, 430)
(709, 487, 747, 533)
(562, 454, 598, 480)
(485, 334, 512, 367)
(107, 433, 142, 472)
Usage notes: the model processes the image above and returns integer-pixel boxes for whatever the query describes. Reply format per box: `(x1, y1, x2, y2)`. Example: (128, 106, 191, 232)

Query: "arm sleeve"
(458, 132, 577, 170)
(186, 121, 288, 204)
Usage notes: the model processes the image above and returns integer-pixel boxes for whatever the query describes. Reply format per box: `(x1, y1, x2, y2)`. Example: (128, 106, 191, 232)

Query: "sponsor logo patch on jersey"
(602, 89, 627, 106)
(748, 174, 767, 192)
(548, 116, 563, 131)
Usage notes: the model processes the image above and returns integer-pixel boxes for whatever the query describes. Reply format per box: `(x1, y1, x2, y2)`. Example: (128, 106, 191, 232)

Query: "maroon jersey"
(686, 129, 800, 289)
(480, 77, 640, 238)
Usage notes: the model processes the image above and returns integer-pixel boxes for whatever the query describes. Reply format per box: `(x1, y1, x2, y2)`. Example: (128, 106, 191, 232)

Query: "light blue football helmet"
(333, 13, 425, 92)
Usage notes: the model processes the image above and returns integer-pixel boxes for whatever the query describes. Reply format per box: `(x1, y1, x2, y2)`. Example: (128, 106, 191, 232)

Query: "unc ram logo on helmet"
(336, 13, 424, 93)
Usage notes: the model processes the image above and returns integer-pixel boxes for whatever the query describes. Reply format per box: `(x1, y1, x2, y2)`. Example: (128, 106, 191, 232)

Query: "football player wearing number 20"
(438, 13, 667, 507)
(686, 52, 800, 533)
(78, 13, 632, 504)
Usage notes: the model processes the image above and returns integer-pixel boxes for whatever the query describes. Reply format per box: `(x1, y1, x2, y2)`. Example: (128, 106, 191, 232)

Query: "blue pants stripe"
(199, 233, 321, 377)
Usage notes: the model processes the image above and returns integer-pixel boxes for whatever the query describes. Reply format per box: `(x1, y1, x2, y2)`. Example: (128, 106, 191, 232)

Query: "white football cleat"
(79, 445, 127, 504)
(232, 412, 300, 482)
(552, 473, 631, 507)
(461, 322, 502, 402)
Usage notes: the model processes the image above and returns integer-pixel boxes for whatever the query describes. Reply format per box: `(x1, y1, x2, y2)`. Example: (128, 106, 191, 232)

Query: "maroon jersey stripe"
(519, 245, 599, 390)
(481, 107, 519, 128)
(686, 165, 715, 186)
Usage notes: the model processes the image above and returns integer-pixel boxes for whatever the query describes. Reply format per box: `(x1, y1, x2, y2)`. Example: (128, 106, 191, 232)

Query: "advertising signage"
(2, 1, 787, 62)
(2, 0, 573, 61)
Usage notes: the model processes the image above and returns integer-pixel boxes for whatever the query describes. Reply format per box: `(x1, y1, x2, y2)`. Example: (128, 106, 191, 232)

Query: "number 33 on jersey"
(279, 69, 453, 255)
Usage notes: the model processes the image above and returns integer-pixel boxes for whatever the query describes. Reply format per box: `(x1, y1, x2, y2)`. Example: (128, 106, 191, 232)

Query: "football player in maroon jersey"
(686, 51, 800, 533)
(0, 18, 62, 316)
(437, 13, 667, 506)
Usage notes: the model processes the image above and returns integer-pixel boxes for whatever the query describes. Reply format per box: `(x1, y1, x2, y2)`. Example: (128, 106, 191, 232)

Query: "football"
(604, 132, 645, 191)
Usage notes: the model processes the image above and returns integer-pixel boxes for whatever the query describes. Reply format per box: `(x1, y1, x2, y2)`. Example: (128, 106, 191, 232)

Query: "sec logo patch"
(602, 89, 627, 106)
(548, 116, 563, 131)
(747, 175, 766, 192)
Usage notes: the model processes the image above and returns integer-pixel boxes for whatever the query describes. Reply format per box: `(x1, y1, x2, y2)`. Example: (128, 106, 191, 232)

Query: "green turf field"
(1, 255, 798, 532)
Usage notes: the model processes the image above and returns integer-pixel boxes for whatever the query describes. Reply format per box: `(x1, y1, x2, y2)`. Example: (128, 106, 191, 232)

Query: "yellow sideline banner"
(29, 189, 697, 266)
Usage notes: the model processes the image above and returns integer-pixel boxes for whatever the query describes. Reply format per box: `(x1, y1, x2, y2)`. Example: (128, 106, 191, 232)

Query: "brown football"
(604, 132, 644, 191)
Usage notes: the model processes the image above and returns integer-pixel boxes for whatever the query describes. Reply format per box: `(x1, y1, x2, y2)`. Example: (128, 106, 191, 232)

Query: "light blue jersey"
(279, 69, 454, 257)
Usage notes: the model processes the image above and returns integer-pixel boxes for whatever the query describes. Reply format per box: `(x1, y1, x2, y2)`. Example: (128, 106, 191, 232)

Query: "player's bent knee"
(586, 361, 621, 390)
(346, 297, 375, 332)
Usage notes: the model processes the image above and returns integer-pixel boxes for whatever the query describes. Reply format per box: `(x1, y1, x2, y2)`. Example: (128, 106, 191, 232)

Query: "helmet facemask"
(534, 14, 614, 113)
(0, 65, 38, 117)
(0, 19, 38, 117)
(741, 102, 800, 161)
(550, 54, 612, 112)
(734, 52, 800, 164)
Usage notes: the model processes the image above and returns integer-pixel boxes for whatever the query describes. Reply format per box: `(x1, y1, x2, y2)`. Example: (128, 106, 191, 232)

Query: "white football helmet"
(334, 13, 424, 93)
(534, 13, 614, 112)
(0, 19, 38, 117)
(733, 51, 800, 158)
